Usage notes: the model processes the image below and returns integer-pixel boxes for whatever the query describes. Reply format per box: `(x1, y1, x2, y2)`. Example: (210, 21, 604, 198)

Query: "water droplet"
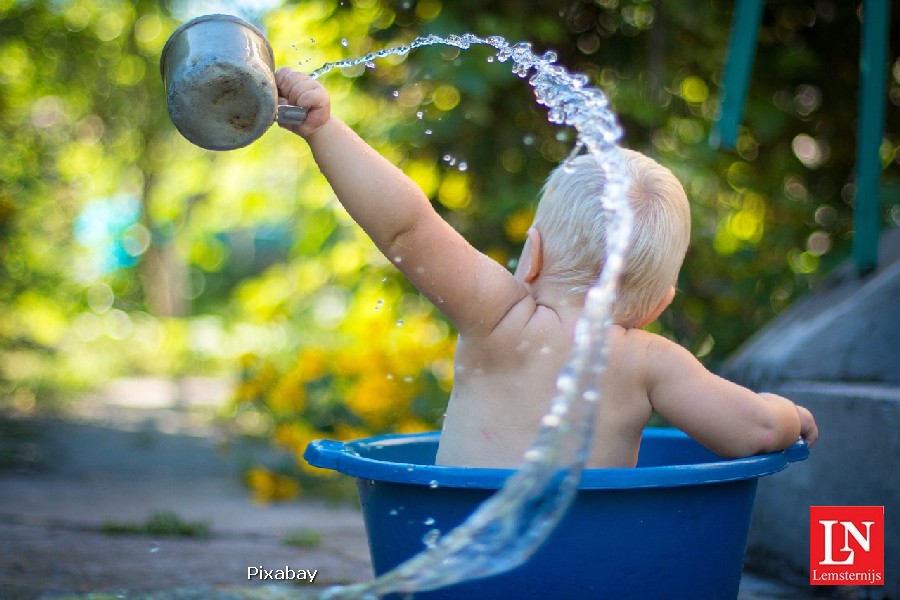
(423, 517, 435, 526)
(389, 509, 399, 516)
(403, 376, 414, 383)
(458, 161, 468, 171)
(542, 414, 561, 427)
(424, 129, 432, 135)
(406, 465, 414, 471)
(416, 111, 424, 119)
(396, 320, 404, 327)
(557, 372, 576, 393)
(422, 528, 441, 548)
(374, 298, 384, 310)
(523, 134, 535, 146)
(392, 90, 400, 98)
(341, 38, 349, 47)
(429, 480, 439, 489)
(149, 542, 160, 553)
(524, 449, 542, 462)
(309, 37, 316, 44)
(387, 373, 395, 380)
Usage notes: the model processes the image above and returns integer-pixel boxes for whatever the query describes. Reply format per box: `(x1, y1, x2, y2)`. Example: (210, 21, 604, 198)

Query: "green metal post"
(853, 0, 890, 275)
(710, 0, 765, 150)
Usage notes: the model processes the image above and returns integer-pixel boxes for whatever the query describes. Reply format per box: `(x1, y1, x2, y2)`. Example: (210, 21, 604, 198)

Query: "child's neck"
(527, 278, 585, 314)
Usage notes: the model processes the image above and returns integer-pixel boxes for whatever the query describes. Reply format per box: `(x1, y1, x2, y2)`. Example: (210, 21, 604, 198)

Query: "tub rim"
(304, 428, 808, 490)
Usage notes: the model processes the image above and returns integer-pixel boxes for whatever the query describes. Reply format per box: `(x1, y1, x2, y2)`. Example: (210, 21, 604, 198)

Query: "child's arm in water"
(275, 68, 529, 336)
(642, 332, 818, 457)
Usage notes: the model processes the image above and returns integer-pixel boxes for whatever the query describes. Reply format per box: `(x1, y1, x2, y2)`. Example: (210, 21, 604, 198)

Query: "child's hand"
(275, 68, 330, 139)
(796, 404, 819, 447)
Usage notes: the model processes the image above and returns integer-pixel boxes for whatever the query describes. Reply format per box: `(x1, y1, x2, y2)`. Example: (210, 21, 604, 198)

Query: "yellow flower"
(347, 373, 409, 429)
(394, 417, 432, 434)
(333, 423, 371, 442)
(273, 422, 317, 454)
(267, 373, 307, 415)
(245, 467, 300, 503)
(233, 380, 261, 403)
(238, 352, 258, 370)
(294, 348, 329, 381)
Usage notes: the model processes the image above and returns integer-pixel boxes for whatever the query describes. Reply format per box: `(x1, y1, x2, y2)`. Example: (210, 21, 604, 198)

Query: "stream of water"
(304, 33, 632, 599)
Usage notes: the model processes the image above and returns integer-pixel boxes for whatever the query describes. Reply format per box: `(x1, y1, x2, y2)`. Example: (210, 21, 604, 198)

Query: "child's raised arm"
(275, 69, 529, 337)
(642, 333, 818, 458)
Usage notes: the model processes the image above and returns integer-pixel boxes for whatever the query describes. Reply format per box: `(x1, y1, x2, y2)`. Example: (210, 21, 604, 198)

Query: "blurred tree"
(1, 1, 898, 484)
(0, 0, 178, 399)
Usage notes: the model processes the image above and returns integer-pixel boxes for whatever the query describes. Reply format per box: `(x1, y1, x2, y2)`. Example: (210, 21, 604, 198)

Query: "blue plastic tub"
(305, 428, 808, 599)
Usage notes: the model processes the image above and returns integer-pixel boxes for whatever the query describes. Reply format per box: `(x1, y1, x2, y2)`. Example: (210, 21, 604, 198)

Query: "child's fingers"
(275, 69, 316, 90)
(274, 67, 303, 89)
(279, 76, 322, 110)
(274, 67, 329, 137)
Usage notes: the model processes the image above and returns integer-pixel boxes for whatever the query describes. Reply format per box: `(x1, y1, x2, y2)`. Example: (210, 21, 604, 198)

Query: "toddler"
(275, 68, 818, 468)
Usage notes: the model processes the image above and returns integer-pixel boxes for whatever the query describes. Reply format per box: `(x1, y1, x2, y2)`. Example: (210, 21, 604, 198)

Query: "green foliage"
(2, 1, 899, 493)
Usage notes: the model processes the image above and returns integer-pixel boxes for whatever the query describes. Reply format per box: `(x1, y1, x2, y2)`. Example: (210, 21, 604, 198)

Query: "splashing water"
(311, 33, 632, 598)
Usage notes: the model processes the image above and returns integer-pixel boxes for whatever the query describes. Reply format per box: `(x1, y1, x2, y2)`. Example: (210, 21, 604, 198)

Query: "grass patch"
(102, 510, 211, 538)
(282, 528, 322, 548)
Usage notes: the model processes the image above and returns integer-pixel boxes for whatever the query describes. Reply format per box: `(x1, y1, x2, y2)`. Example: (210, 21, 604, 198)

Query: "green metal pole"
(710, 0, 765, 150)
(853, 0, 890, 275)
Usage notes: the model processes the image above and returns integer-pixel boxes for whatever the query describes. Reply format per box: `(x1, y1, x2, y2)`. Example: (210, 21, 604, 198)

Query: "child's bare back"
(438, 307, 814, 469)
(436, 283, 582, 468)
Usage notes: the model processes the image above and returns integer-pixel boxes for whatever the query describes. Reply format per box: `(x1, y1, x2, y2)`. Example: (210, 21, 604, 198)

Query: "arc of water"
(311, 34, 632, 598)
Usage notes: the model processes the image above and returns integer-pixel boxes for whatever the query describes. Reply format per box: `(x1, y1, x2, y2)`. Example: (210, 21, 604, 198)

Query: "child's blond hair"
(531, 148, 691, 327)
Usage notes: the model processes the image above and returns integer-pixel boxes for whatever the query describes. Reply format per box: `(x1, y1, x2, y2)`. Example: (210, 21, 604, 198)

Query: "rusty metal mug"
(160, 14, 307, 151)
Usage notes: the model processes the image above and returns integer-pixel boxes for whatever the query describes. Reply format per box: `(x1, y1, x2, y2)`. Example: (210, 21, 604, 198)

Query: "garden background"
(1, 0, 898, 500)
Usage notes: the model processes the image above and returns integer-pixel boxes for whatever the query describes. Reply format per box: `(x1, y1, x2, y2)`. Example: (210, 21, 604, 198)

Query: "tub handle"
(785, 437, 809, 463)
(303, 438, 345, 470)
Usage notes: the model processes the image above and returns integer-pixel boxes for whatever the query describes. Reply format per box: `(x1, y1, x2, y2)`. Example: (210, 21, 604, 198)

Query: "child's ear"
(637, 285, 675, 328)
(524, 227, 543, 284)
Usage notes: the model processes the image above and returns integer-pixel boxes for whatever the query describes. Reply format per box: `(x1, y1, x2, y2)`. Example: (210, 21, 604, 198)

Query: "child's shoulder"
(612, 326, 691, 366)
(613, 326, 707, 392)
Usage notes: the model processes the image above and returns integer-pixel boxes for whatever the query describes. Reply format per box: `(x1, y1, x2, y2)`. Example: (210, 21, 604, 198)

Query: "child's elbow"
(748, 415, 799, 455)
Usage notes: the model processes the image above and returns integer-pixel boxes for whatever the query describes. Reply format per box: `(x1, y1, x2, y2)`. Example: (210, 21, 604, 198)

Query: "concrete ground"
(0, 378, 832, 599)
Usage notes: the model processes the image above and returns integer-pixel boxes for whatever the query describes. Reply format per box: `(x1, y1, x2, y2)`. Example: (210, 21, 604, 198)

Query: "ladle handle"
(276, 104, 309, 127)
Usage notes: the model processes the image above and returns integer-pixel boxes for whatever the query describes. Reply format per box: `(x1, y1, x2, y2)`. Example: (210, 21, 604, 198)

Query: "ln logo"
(810, 506, 884, 586)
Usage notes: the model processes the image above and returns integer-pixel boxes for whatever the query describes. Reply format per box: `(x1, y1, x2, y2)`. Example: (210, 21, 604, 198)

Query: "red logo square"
(810, 506, 884, 586)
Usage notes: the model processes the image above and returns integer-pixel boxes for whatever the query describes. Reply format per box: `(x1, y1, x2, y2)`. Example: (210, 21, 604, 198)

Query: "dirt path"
(0, 417, 371, 599)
